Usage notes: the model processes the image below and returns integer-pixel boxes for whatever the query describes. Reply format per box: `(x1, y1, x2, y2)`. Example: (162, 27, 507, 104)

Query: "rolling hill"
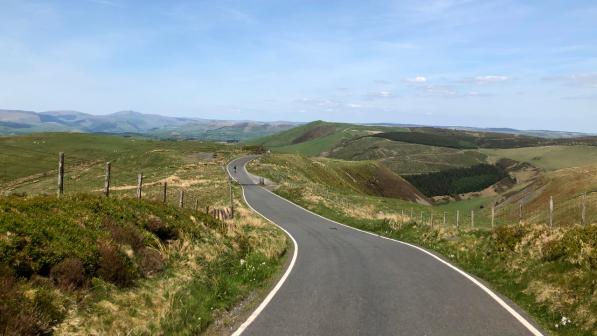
(250, 120, 597, 174)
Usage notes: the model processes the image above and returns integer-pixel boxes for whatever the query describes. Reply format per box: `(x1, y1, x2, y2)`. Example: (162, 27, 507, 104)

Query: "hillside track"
(227, 156, 544, 336)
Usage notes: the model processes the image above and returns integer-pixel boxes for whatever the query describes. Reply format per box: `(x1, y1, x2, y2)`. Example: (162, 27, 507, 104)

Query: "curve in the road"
(227, 156, 544, 336)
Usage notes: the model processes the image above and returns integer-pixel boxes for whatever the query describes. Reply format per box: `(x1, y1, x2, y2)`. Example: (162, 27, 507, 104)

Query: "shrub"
(543, 225, 597, 268)
(492, 225, 527, 253)
(97, 242, 137, 287)
(50, 257, 86, 290)
(33, 286, 65, 332)
(0, 270, 43, 336)
(137, 247, 164, 276)
(103, 217, 144, 250)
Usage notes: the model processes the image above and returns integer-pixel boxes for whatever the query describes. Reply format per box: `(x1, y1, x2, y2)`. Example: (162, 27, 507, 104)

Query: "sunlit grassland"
(481, 145, 597, 171)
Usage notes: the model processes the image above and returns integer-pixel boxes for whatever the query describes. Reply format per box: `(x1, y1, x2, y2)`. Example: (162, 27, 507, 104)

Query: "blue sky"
(1, 0, 596, 132)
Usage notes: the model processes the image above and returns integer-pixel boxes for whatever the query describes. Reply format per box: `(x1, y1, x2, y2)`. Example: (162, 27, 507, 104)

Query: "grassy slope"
(1, 195, 287, 335)
(0, 133, 288, 335)
(330, 136, 488, 174)
(496, 163, 597, 226)
(248, 120, 408, 157)
(481, 145, 597, 171)
(248, 154, 597, 335)
(256, 154, 429, 203)
(0, 133, 238, 208)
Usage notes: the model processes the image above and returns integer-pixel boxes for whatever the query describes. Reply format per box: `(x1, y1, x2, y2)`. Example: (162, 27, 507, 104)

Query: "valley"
(1, 121, 596, 335)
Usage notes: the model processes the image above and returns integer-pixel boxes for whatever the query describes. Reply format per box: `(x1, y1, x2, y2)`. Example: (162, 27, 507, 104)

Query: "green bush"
(492, 225, 527, 253)
(97, 242, 138, 287)
(543, 225, 597, 268)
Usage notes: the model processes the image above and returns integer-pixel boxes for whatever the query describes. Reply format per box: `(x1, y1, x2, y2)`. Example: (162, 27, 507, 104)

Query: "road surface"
(227, 156, 543, 336)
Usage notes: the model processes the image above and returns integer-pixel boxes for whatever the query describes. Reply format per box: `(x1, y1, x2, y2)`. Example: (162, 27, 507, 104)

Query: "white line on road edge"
(227, 159, 299, 336)
(235, 157, 544, 336)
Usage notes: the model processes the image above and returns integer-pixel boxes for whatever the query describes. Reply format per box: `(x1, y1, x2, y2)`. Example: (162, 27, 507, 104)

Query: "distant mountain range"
(0, 109, 301, 141)
(1, 109, 593, 141)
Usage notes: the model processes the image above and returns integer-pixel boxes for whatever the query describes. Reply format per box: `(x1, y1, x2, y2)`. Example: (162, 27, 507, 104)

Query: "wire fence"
(283, 180, 595, 231)
(6, 152, 595, 229)
(390, 193, 596, 230)
(2, 152, 235, 221)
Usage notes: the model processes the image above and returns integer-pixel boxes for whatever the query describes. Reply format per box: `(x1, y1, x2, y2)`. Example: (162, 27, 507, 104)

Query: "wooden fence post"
(162, 182, 167, 203)
(104, 162, 111, 197)
(136, 173, 143, 199)
(471, 210, 474, 228)
(179, 190, 184, 208)
(549, 196, 554, 227)
(581, 192, 587, 226)
(519, 201, 523, 223)
(195, 199, 199, 212)
(401, 209, 404, 225)
(206, 206, 209, 214)
(491, 206, 495, 229)
(456, 210, 460, 228)
(57, 152, 64, 197)
(430, 213, 434, 227)
(420, 211, 423, 223)
(443, 212, 446, 226)
(410, 208, 413, 220)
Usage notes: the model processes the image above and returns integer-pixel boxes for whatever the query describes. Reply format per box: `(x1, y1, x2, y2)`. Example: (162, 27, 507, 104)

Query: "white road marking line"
(227, 159, 299, 336)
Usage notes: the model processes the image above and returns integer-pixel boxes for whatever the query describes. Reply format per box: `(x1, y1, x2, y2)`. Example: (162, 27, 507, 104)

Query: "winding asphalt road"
(227, 156, 544, 336)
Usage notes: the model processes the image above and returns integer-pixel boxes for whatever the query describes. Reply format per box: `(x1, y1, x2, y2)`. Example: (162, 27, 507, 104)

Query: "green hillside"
(250, 154, 430, 204)
(481, 145, 597, 171)
(329, 136, 487, 174)
(1, 195, 286, 335)
(0, 132, 288, 335)
(248, 120, 408, 156)
(0, 133, 234, 201)
(251, 121, 597, 176)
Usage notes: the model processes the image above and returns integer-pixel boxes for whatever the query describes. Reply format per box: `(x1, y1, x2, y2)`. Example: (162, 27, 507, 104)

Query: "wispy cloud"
(456, 75, 510, 85)
(405, 76, 428, 83)
(474, 75, 509, 84)
(544, 73, 597, 88)
(416, 84, 489, 98)
(365, 90, 395, 99)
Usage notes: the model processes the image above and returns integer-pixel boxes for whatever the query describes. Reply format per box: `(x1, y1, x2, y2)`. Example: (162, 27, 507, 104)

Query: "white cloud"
(415, 84, 489, 98)
(347, 103, 362, 108)
(474, 75, 509, 84)
(365, 90, 395, 99)
(406, 76, 427, 83)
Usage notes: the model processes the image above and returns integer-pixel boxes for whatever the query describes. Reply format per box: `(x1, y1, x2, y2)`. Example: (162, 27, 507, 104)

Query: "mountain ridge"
(0, 109, 301, 141)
